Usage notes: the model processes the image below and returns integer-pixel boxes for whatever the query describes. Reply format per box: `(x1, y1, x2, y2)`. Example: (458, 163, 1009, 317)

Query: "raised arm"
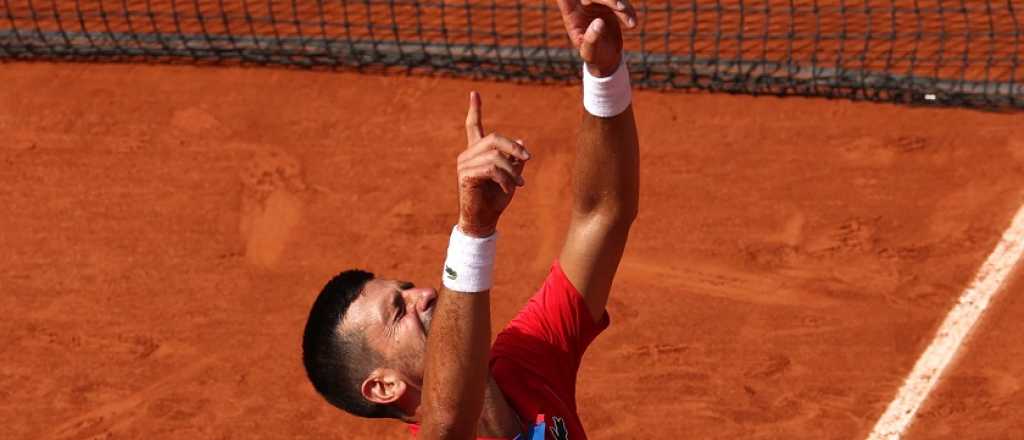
(556, 0, 640, 321)
(419, 92, 530, 439)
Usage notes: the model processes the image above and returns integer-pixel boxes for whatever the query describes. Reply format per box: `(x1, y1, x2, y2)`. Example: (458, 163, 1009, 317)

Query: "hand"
(457, 92, 532, 237)
(555, 0, 638, 77)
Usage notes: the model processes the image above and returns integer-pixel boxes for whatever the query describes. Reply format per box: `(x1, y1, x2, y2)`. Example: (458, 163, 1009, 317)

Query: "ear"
(360, 368, 408, 405)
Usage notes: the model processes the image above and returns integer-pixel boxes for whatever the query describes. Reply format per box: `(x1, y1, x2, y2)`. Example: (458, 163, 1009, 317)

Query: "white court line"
(867, 202, 1024, 440)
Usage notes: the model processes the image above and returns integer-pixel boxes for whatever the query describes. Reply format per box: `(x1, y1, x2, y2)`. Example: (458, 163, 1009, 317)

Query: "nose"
(411, 287, 437, 313)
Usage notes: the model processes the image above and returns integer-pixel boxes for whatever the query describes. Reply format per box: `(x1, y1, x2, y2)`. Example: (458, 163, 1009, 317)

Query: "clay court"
(2, 0, 1024, 439)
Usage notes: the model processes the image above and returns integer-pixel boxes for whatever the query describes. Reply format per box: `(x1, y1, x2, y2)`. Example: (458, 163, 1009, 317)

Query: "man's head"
(302, 270, 437, 419)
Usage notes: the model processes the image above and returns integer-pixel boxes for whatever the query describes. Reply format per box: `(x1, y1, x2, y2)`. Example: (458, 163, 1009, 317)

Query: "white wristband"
(582, 59, 632, 118)
(442, 225, 497, 293)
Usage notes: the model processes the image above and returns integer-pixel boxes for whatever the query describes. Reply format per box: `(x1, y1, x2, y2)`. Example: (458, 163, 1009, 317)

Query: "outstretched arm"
(556, 0, 640, 321)
(419, 93, 530, 439)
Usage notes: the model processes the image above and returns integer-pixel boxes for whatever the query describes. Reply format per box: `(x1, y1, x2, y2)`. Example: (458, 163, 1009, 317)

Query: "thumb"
(579, 18, 605, 64)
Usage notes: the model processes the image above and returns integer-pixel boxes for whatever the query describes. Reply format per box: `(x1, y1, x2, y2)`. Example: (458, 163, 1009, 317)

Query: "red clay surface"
(905, 264, 1024, 439)
(1, 62, 1023, 439)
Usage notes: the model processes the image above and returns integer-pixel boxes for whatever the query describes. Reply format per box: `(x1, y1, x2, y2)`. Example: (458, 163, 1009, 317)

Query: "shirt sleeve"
(491, 260, 611, 392)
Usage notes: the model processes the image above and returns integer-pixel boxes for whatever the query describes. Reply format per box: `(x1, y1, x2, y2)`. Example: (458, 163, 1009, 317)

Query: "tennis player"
(302, 0, 639, 437)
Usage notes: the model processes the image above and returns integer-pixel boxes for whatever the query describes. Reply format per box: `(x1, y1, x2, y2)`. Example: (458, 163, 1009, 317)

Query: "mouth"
(420, 299, 436, 333)
(420, 311, 433, 334)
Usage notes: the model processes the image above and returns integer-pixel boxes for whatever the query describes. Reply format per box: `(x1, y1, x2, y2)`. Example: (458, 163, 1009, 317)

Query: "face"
(340, 278, 438, 385)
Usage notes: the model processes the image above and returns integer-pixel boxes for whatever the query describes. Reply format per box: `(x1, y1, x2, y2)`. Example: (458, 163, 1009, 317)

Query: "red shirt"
(409, 260, 610, 439)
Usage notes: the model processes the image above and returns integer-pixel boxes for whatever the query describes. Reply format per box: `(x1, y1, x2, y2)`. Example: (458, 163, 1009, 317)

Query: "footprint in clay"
(238, 150, 307, 268)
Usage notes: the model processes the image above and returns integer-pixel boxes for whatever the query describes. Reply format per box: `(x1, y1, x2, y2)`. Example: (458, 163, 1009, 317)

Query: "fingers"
(466, 158, 528, 192)
(460, 152, 524, 193)
(458, 134, 531, 194)
(583, 0, 637, 29)
(459, 101, 532, 194)
(465, 133, 531, 161)
(483, 164, 519, 194)
(580, 18, 604, 62)
(465, 91, 484, 147)
(461, 149, 525, 185)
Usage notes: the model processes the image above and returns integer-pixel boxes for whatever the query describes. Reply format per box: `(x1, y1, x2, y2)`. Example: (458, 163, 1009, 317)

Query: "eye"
(393, 294, 406, 323)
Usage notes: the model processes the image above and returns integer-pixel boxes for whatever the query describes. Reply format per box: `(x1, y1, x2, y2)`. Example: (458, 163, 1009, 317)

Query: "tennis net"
(1, 0, 1021, 108)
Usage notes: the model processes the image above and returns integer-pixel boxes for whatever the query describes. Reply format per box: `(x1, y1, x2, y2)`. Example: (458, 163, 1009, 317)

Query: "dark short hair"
(302, 269, 404, 419)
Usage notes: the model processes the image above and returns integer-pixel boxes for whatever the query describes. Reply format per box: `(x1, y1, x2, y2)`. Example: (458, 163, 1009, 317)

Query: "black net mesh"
(1, 0, 1021, 108)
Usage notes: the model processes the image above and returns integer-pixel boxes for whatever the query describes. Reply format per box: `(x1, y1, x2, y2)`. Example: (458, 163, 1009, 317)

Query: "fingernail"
(628, 17, 635, 27)
(515, 140, 531, 159)
(616, 1, 625, 9)
(591, 18, 604, 32)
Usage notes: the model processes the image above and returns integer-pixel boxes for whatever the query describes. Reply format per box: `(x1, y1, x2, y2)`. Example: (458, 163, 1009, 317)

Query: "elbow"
(622, 200, 639, 224)
(610, 203, 639, 227)
(573, 195, 639, 228)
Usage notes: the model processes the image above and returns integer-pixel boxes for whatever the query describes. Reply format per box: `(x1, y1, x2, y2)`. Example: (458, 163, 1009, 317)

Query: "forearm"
(421, 88, 529, 437)
(420, 222, 498, 439)
(419, 286, 491, 439)
(573, 105, 640, 221)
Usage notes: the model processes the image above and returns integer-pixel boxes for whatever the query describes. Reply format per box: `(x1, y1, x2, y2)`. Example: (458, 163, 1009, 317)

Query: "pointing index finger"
(465, 91, 484, 147)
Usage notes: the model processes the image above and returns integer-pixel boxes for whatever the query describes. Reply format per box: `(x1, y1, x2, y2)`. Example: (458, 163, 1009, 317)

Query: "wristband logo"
(444, 266, 458, 280)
